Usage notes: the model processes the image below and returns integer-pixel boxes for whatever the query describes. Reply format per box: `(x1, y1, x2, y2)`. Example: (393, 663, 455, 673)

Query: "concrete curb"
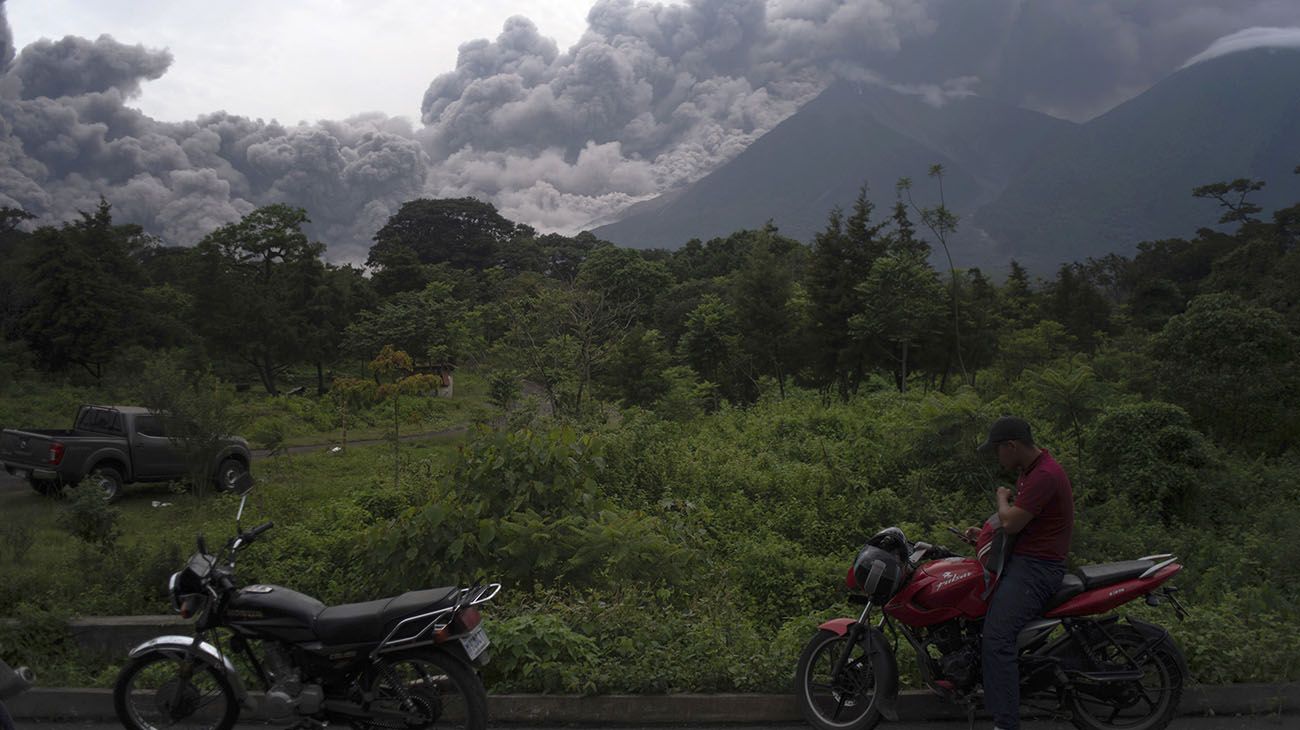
(7, 684, 1297, 724)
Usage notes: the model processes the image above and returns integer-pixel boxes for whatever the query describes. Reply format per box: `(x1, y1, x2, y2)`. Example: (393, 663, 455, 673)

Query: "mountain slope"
(975, 47, 1300, 268)
(592, 81, 1074, 257)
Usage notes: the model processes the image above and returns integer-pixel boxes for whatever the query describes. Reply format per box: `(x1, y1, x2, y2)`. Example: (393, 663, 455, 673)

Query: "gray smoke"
(1, 0, 1299, 261)
(12, 34, 172, 100)
(0, 0, 13, 74)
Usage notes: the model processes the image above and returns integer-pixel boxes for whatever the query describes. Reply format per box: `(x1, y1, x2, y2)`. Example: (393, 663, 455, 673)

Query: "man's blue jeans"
(982, 554, 1066, 730)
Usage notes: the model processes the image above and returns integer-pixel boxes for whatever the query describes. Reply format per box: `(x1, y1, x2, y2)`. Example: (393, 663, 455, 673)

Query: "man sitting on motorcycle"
(967, 416, 1075, 730)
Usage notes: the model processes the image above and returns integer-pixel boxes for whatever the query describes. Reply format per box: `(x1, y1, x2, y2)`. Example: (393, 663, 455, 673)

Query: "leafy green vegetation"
(2, 170, 1300, 694)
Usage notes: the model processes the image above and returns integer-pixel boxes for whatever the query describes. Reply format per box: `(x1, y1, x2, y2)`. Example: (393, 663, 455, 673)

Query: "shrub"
(58, 481, 122, 549)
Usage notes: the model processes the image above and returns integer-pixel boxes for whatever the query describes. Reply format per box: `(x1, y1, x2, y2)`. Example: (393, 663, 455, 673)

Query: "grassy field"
(0, 435, 468, 686)
(0, 368, 497, 450)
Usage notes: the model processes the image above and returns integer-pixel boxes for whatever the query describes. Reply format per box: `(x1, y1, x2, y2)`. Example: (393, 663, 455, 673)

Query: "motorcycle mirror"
(197, 533, 208, 555)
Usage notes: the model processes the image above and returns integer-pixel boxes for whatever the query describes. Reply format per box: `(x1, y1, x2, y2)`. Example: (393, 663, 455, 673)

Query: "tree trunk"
(899, 341, 909, 393)
(316, 362, 325, 396)
(340, 405, 348, 450)
(259, 352, 279, 396)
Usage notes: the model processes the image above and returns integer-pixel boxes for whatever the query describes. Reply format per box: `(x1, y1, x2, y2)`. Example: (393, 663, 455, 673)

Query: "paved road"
(14, 719, 1295, 730)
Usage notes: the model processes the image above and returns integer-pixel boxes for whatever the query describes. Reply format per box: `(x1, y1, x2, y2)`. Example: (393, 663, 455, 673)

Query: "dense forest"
(0, 166, 1298, 691)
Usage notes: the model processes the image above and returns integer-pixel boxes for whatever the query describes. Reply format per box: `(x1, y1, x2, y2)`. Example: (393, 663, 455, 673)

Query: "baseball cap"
(976, 416, 1034, 453)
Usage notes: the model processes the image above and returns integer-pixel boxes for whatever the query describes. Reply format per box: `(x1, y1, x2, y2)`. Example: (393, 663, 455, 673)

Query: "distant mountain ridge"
(592, 81, 1075, 262)
(974, 46, 1300, 270)
(593, 47, 1300, 272)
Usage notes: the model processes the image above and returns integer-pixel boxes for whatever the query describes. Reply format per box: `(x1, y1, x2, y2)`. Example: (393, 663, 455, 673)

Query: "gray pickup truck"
(0, 405, 252, 502)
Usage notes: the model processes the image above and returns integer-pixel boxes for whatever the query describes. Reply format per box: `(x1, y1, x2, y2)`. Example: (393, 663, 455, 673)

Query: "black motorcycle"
(0, 660, 33, 730)
(113, 475, 500, 730)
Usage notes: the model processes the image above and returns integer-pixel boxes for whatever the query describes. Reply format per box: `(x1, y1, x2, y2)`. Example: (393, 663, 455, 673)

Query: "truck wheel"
(90, 466, 124, 503)
(214, 458, 247, 493)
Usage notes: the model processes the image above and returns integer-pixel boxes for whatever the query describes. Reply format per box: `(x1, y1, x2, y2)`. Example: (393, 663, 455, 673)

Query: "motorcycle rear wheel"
(1068, 625, 1185, 730)
(796, 629, 884, 730)
(357, 650, 487, 730)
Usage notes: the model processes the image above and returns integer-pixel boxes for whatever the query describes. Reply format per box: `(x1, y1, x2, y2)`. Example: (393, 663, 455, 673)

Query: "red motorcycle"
(796, 526, 1189, 730)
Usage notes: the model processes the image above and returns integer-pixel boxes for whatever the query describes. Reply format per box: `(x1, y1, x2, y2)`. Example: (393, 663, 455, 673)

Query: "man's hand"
(996, 486, 1034, 534)
(964, 526, 980, 542)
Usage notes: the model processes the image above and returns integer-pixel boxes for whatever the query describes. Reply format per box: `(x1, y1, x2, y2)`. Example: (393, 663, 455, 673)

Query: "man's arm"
(996, 486, 1034, 534)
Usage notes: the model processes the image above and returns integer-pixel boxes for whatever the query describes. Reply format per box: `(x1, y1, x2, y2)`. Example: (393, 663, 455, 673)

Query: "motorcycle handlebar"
(246, 521, 274, 540)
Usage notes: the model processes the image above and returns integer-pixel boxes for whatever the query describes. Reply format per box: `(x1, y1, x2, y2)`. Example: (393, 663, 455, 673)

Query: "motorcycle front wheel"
(1068, 625, 1185, 730)
(358, 650, 487, 730)
(796, 628, 884, 730)
(113, 651, 239, 730)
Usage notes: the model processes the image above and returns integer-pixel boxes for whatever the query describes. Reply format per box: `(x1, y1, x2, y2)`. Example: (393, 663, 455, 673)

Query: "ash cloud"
(12, 34, 172, 100)
(1, 0, 1299, 260)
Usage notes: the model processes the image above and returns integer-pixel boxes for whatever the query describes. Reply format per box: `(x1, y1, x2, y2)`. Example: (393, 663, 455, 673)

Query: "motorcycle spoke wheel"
(357, 652, 484, 730)
(798, 630, 881, 730)
(115, 654, 238, 730)
(1069, 628, 1184, 730)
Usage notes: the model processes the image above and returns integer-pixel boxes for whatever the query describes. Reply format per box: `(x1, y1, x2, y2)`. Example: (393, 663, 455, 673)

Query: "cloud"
(3, 0, 1300, 260)
(1181, 26, 1300, 67)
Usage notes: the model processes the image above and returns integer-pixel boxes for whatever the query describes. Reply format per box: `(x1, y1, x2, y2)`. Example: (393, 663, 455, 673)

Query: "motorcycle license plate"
(460, 625, 490, 660)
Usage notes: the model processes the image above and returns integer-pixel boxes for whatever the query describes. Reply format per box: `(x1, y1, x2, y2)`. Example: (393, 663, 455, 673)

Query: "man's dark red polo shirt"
(1012, 449, 1073, 562)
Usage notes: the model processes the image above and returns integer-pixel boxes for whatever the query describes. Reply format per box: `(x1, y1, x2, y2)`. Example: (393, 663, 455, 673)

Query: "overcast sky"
(3, 0, 1299, 259)
(7, 0, 598, 123)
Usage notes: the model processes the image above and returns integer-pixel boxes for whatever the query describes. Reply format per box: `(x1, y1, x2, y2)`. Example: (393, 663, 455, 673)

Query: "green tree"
(328, 376, 379, 450)
(1002, 260, 1040, 327)
(367, 198, 534, 284)
(137, 357, 244, 500)
(849, 251, 944, 392)
(1044, 263, 1113, 351)
(1024, 356, 1103, 458)
(680, 294, 752, 404)
(192, 205, 325, 395)
(344, 280, 466, 365)
(1192, 178, 1266, 225)
(731, 231, 806, 397)
(899, 167, 966, 387)
(576, 244, 674, 324)
(19, 200, 152, 381)
(597, 326, 673, 408)
(1152, 293, 1300, 450)
(497, 283, 632, 418)
(369, 346, 439, 488)
(806, 193, 887, 400)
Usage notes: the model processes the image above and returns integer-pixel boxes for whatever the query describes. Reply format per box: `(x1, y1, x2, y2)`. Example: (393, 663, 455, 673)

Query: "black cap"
(977, 416, 1034, 453)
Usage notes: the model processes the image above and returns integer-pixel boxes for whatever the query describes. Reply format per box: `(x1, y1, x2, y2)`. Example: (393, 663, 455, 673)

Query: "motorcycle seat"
(314, 587, 460, 646)
(1045, 573, 1084, 610)
(1073, 560, 1155, 590)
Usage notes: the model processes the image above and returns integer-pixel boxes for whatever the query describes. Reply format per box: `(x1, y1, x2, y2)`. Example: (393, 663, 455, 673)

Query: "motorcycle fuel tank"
(913, 558, 985, 609)
(226, 584, 325, 642)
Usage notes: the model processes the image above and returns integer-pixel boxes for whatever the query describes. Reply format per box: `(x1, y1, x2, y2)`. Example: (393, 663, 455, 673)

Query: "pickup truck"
(0, 405, 252, 502)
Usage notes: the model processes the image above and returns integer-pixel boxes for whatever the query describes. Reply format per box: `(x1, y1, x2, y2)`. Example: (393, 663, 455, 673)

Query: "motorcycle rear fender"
(815, 620, 899, 722)
(1125, 617, 1189, 679)
(128, 635, 254, 710)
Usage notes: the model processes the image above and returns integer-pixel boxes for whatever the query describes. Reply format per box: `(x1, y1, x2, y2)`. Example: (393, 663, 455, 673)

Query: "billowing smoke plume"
(1, 0, 1299, 261)
(0, 0, 13, 74)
